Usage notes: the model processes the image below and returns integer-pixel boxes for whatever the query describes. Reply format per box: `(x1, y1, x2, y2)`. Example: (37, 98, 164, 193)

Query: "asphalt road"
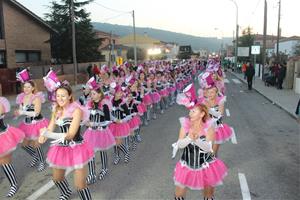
(0, 73, 299, 200)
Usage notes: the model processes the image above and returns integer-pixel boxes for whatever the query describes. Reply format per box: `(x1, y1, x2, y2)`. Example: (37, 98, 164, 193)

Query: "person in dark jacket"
(245, 63, 255, 90)
(277, 64, 286, 89)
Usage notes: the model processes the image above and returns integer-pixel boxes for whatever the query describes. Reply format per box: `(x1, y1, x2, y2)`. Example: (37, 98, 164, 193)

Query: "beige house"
(0, 0, 54, 69)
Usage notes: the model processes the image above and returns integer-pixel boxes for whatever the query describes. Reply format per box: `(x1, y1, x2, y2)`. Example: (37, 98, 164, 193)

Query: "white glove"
(193, 138, 213, 152)
(177, 136, 192, 148)
(209, 109, 222, 119)
(172, 142, 179, 159)
(41, 129, 65, 141)
(19, 110, 37, 117)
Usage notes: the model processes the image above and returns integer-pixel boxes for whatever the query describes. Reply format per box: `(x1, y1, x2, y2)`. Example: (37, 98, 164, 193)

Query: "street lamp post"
(229, 0, 238, 71)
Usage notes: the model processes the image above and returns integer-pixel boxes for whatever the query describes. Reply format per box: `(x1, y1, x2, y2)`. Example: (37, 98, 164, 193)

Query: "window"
(15, 50, 41, 63)
(0, 51, 6, 68)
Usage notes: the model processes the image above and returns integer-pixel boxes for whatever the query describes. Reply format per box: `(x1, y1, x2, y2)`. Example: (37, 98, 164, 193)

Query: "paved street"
(0, 73, 299, 200)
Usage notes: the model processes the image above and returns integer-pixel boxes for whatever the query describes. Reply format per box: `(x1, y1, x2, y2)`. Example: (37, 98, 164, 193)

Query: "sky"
(18, 0, 300, 38)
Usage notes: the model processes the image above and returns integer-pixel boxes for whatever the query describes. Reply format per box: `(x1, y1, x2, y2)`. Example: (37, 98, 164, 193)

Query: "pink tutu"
(137, 103, 147, 114)
(109, 122, 130, 138)
(0, 126, 25, 157)
(143, 94, 153, 106)
(128, 115, 141, 131)
(46, 141, 94, 169)
(174, 159, 228, 190)
(168, 86, 177, 93)
(215, 123, 233, 144)
(150, 92, 161, 103)
(18, 118, 49, 140)
(159, 89, 169, 97)
(83, 128, 116, 151)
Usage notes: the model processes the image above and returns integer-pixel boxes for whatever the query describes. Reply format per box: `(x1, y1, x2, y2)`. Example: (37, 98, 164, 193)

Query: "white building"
(274, 36, 300, 57)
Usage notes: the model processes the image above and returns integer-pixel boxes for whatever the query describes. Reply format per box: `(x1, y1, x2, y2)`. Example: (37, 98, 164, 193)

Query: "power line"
(92, 1, 130, 13)
(102, 12, 131, 22)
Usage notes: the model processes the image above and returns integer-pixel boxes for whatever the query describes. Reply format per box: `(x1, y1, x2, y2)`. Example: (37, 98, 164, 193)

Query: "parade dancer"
(156, 71, 168, 114)
(149, 73, 161, 119)
(138, 71, 152, 125)
(39, 83, 93, 200)
(173, 83, 228, 200)
(199, 72, 232, 156)
(83, 77, 115, 184)
(127, 90, 142, 151)
(0, 97, 25, 197)
(109, 84, 131, 165)
(15, 69, 49, 172)
(79, 85, 91, 106)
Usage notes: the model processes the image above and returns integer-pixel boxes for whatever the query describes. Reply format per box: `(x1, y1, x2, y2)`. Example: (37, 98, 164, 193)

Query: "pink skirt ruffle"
(137, 103, 147, 114)
(46, 142, 94, 169)
(173, 159, 228, 190)
(109, 122, 130, 138)
(143, 94, 153, 106)
(215, 123, 233, 144)
(159, 89, 169, 97)
(83, 128, 116, 151)
(0, 126, 25, 157)
(150, 92, 161, 103)
(18, 118, 49, 140)
(128, 115, 141, 131)
(168, 87, 177, 93)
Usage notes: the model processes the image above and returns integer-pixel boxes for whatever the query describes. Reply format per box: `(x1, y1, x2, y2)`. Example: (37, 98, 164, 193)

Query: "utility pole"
(132, 10, 137, 66)
(276, 0, 281, 62)
(108, 31, 112, 67)
(262, 0, 267, 80)
(71, 0, 78, 85)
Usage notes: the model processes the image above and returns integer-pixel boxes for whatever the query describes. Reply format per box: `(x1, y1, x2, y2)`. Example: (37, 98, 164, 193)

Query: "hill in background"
(92, 22, 232, 52)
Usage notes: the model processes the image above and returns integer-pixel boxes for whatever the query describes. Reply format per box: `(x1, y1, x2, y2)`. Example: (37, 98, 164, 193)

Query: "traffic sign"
(251, 45, 260, 55)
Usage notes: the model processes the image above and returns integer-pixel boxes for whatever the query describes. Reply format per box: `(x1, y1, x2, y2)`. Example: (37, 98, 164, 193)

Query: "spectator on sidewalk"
(277, 63, 286, 90)
(245, 63, 255, 90)
(86, 64, 93, 78)
(242, 62, 247, 79)
(296, 98, 300, 123)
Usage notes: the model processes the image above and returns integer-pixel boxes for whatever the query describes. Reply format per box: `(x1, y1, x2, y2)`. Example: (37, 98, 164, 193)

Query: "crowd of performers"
(0, 58, 232, 200)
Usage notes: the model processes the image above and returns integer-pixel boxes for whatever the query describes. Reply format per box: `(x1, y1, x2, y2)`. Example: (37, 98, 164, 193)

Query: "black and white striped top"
(23, 104, 43, 124)
(180, 136, 214, 170)
(89, 102, 110, 130)
(55, 117, 83, 146)
(111, 99, 130, 120)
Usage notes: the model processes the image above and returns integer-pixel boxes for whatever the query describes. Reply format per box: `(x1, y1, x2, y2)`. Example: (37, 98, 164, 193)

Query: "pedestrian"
(0, 97, 25, 197)
(174, 83, 227, 200)
(14, 68, 49, 172)
(87, 64, 93, 78)
(79, 85, 91, 106)
(242, 62, 247, 79)
(277, 63, 286, 89)
(296, 98, 300, 123)
(39, 83, 94, 200)
(83, 77, 115, 184)
(245, 63, 255, 90)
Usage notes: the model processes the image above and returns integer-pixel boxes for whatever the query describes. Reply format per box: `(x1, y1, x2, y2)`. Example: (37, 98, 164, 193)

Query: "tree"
(45, 0, 101, 63)
(238, 26, 255, 63)
(127, 47, 146, 61)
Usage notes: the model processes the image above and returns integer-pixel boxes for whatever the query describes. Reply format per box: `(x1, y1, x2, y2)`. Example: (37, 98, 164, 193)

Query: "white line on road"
(224, 78, 230, 83)
(238, 173, 252, 200)
(231, 127, 237, 144)
(232, 78, 242, 84)
(26, 169, 72, 200)
(225, 109, 230, 117)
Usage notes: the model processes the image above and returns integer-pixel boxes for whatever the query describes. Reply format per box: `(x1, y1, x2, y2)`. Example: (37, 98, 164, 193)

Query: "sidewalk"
(229, 71, 300, 119)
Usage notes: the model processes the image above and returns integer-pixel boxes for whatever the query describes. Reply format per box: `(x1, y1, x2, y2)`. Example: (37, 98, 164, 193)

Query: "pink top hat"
(177, 83, 198, 109)
(86, 77, 100, 90)
(43, 70, 61, 92)
(16, 69, 31, 83)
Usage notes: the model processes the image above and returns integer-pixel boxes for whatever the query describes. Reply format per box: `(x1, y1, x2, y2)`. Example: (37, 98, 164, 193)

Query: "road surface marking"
(231, 127, 237, 144)
(232, 78, 242, 84)
(238, 173, 252, 200)
(26, 169, 72, 200)
(226, 109, 230, 117)
(224, 79, 230, 83)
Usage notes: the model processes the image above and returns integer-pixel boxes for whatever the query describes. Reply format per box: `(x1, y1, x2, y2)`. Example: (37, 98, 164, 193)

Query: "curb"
(228, 71, 298, 120)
